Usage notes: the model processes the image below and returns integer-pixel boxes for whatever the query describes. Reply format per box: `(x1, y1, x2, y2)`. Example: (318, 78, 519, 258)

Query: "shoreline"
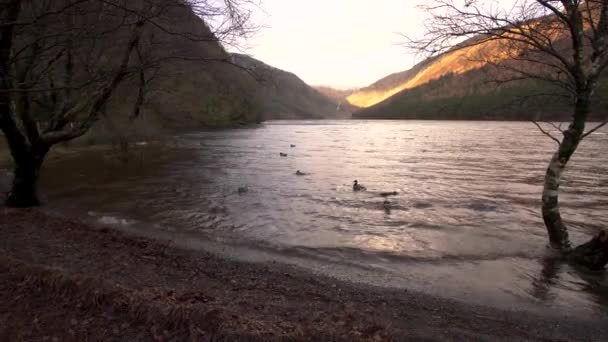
(2, 208, 608, 340)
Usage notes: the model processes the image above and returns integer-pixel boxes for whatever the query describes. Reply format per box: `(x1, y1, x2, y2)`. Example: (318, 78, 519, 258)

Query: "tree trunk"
(6, 145, 48, 208)
(542, 151, 574, 250)
(542, 93, 589, 251)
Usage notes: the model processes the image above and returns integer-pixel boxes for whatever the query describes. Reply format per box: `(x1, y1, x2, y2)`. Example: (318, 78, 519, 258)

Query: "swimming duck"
(280, 152, 288, 157)
(290, 144, 296, 148)
(296, 170, 306, 176)
(353, 180, 366, 191)
(383, 199, 391, 214)
(238, 186, 249, 194)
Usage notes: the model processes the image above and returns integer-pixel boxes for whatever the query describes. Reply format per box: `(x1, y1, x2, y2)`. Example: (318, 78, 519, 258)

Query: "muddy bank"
(1, 208, 608, 341)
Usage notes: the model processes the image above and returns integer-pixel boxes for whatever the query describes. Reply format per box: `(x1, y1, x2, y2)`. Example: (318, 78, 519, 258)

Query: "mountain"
(346, 59, 436, 109)
(350, 32, 608, 121)
(84, 5, 346, 143)
(88, 4, 259, 139)
(230, 55, 351, 120)
(313, 86, 359, 113)
(313, 86, 355, 102)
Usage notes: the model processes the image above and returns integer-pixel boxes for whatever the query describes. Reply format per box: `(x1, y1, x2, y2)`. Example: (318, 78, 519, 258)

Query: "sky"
(244, 0, 428, 89)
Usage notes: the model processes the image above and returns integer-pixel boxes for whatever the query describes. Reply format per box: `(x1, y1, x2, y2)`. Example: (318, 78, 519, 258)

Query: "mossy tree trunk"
(5, 143, 49, 207)
(542, 89, 608, 269)
(1, 1, 146, 208)
(407, 0, 608, 269)
(542, 92, 589, 250)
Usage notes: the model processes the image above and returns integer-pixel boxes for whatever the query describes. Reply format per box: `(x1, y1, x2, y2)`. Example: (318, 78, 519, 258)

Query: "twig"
(532, 120, 561, 145)
(582, 120, 608, 139)
(548, 122, 564, 133)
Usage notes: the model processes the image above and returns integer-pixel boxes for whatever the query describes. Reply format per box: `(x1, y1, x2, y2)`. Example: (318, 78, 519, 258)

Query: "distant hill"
(230, 54, 351, 120)
(313, 86, 355, 102)
(313, 86, 359, 113)
(346, 59, 436, 109)
(350, 29, 608, 121)
(101, 4, 261, 135)
(84, 6, 347, 143)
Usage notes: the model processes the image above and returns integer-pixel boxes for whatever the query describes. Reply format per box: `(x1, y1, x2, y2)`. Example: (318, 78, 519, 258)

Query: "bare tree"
(0, 0, 259, 207)
(405, 0, 608, 269)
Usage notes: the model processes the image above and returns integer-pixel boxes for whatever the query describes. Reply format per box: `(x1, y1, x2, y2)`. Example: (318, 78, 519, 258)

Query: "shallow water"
(6, 120, 608, 315)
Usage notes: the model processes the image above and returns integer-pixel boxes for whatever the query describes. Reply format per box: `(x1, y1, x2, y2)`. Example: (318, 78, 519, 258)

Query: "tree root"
(569, 231, 608, 270)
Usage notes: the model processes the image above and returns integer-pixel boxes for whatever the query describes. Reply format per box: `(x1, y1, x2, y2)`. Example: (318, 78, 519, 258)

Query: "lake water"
(5, 120, 608, 316)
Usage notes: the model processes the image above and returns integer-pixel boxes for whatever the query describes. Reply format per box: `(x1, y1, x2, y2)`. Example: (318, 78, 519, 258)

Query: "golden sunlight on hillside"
(346, 38, 512, 108)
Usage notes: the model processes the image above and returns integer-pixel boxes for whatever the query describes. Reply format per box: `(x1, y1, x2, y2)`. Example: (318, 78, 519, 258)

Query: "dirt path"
(1, 208, 608, 341)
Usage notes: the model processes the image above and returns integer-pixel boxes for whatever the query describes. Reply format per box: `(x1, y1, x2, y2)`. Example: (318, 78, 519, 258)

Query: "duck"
(295, 170, 306, 176)
(237, 186, 249, 194)
(380, 191, 398, 197)
(279, 152, 288, 157)
(383, 199, 391, 214)
(353, 180, 366, 191)
(290, 144, 296, 148)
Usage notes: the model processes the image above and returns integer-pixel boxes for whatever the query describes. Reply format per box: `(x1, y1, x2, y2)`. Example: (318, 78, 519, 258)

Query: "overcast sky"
(245, 0, 428, 89)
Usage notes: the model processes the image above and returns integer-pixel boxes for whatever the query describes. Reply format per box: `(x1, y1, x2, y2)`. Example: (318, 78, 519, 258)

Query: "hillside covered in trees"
(351, 22, 608, 121)
(230, 54, 351, 120)
(18, 1, 346, 143)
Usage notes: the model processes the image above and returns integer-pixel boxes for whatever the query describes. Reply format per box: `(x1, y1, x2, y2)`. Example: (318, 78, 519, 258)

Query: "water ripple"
(34, 120, 608, 315)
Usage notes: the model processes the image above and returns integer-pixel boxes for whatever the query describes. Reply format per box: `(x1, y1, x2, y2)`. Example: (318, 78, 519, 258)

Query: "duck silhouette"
(353, 180, 366, 191)
(296, 170, 306, 176)
(279, 152, 288, 157)
(383, 199, 391, 214)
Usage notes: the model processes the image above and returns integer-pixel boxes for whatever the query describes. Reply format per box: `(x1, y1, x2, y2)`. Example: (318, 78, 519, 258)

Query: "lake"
(6, 120, 608, 316)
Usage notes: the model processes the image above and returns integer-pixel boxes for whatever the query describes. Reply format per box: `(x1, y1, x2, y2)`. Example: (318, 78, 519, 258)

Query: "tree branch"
(0, 0, 33, 163)
(532, 120, 562, 144)
(41, 19, 146, 145)
(130, 42, 147, 120)
(582, 120, 608, 139)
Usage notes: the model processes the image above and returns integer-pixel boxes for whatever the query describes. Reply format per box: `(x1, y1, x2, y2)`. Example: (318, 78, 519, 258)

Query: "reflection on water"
(4, 120, 608, 315)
